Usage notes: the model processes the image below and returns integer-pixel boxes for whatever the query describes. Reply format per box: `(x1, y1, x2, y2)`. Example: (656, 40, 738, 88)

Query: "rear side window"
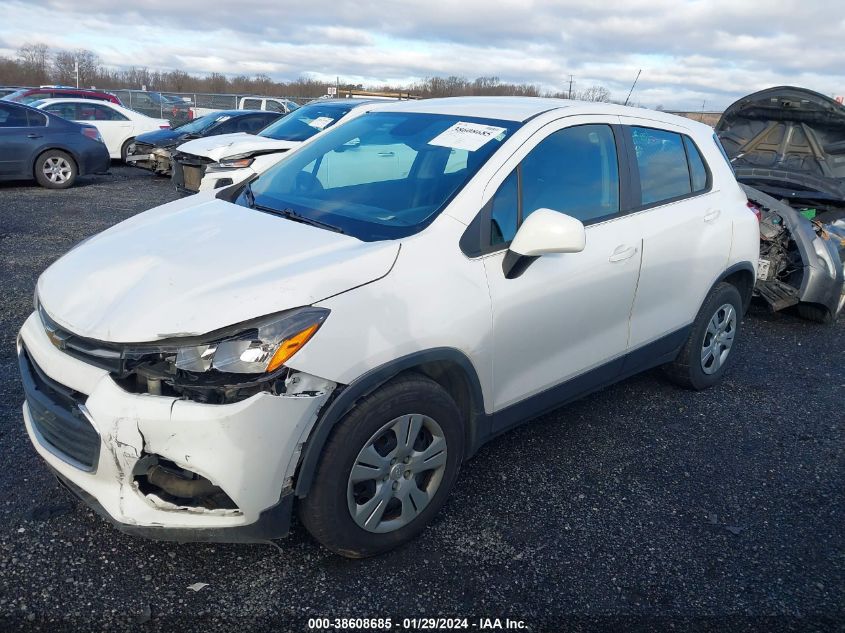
(77, 104, 127, 121)
(0, 103, 29, 127)
(242, 98, 261, 110)
(631, 127, 691, 204)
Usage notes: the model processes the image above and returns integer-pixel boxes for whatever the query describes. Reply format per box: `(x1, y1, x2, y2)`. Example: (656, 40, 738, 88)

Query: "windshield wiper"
(241, 182, 344, 233)
(273, 207, 346, 234)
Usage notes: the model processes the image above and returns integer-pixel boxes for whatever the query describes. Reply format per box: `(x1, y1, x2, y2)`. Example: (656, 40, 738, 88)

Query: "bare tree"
(16, 42, 50, 84)
(576, 85, 611, 102)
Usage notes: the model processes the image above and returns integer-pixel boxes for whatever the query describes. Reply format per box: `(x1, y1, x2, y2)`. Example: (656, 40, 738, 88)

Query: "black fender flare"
(712, 261, 756, 312)
(294, 347, 487, 498)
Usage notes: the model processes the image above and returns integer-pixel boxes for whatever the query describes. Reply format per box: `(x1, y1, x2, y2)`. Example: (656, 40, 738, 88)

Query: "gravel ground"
(0, 166, 842, 632)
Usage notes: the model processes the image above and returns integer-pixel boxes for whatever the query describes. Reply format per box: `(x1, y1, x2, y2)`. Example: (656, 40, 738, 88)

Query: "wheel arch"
(31, 146, 80, 179)
(294, 348, 487, 498)
(715, 261, 755, 313)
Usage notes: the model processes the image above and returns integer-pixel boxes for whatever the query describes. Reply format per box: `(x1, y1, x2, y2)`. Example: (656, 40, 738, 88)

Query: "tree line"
(1, 42, 612, 102)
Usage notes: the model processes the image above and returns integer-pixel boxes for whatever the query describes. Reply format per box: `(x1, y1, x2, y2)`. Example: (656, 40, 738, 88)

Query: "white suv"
(18, 97, 759, 557)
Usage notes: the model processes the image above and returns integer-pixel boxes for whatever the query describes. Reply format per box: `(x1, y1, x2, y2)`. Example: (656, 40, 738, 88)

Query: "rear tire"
(299, 374, 464, 558)
(664, 282, 743, 390)
(34, 150, 77, 189)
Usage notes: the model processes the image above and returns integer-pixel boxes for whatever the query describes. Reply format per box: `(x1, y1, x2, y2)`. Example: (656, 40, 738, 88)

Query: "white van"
(18, 97, 759, 557)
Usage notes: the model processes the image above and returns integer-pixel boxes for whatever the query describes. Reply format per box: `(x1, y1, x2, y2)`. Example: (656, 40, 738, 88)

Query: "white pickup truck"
(189, 96, 299, 120)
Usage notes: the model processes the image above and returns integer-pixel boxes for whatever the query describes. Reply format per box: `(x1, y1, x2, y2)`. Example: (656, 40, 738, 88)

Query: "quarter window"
(684, 136, 708, 192)
(26, 110, 47, 127)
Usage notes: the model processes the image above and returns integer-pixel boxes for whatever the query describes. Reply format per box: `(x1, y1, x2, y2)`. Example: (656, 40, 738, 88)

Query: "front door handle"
(27, 133, 42, 139)
(704, 209, 721, 223)
(609, 244, 638, 262)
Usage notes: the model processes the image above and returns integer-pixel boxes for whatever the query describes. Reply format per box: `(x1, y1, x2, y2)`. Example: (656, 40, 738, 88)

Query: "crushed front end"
(125, 140, 174, 175)
(17, 309, 337, 542)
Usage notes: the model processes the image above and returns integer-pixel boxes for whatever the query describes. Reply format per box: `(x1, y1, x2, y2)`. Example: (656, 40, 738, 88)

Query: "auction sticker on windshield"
(429, 121, 507, 151)
(308, 116, 335, 130)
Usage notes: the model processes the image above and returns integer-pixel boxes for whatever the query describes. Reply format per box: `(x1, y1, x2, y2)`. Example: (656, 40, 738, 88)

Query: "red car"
(2, 87, 122, 106)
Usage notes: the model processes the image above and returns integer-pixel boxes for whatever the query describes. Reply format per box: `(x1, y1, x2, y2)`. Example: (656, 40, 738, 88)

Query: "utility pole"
(74, 60, 79, 88)
(568, 75, 573, 99)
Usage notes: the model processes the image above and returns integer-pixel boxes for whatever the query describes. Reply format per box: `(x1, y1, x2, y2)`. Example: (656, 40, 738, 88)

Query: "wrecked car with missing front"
(717, 86, 845, 323)
(19, 97, 760, 557)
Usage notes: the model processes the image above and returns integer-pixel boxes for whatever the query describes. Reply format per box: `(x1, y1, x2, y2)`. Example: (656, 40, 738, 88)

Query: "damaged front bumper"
(17, 312, 335, 543)
(125, 143, 174, 175)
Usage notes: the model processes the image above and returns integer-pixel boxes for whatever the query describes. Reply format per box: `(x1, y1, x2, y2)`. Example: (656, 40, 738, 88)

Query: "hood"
(134, 127, 195, 148)
(176, 133, 300, 162)
(716, 86, 845, 201)
(37, 197, 400, 343)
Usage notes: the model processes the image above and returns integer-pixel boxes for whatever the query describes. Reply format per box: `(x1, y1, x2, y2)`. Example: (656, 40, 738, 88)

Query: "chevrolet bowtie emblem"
(45, 327, 68, 350)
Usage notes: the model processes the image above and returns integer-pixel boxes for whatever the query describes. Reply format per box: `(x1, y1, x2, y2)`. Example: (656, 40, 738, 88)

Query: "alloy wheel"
(42, 157, 72, 184)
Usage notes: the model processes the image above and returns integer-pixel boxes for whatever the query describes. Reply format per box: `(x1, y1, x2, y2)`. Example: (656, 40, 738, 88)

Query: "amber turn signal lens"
(266, 323, 321, 373)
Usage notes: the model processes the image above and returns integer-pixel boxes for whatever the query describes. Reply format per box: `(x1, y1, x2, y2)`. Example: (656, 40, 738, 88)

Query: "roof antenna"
(624, 69, 642, 106)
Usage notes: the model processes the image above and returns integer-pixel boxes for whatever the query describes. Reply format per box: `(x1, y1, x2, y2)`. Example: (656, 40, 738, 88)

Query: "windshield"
(241, 112, 520, 241)
(2, 89, 31, 103)
(259, 103, 355, 142)
(173, 113, 232, 134)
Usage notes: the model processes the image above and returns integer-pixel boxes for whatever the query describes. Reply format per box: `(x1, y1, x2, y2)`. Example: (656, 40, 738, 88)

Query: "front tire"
(120, 138, 135, 163)
(664, 282, 743, 390)
(299, 374, 464, 558)
(34, 150, 77, 189)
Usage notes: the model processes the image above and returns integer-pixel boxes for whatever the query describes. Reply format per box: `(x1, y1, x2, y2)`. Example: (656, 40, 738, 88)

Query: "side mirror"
(503, 209, 586, 279)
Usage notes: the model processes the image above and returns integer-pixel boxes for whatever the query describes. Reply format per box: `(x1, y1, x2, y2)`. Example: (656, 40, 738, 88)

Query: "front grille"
(19, 347, 100, 471)
(129, 141, 154, 155)
(39, 305, 123, 372)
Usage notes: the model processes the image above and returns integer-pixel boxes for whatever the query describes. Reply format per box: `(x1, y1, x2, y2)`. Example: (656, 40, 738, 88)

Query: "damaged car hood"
(37, 197, 399, 343)
(176, 133, 300, 161)
(716, 86, 845, 203)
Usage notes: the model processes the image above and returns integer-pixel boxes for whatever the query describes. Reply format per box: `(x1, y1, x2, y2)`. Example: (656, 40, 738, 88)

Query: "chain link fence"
(110, 90, 312, 125)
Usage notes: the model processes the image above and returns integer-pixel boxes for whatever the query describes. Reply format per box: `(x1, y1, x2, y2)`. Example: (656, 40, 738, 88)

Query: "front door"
(480, 119, 642, 427)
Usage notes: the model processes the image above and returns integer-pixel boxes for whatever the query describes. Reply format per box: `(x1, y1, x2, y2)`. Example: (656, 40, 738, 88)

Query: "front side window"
(487, 124, 620, 246)
(44, 103, 79, 120)
(631, 127, 691, 205)
(243, 112, 520, 241)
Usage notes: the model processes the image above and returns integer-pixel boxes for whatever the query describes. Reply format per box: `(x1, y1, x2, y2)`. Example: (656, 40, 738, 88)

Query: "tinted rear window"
(631, 127, 691, 205)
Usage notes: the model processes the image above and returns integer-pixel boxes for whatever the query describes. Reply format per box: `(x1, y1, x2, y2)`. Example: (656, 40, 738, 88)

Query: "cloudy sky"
(1, 0, 843, 109)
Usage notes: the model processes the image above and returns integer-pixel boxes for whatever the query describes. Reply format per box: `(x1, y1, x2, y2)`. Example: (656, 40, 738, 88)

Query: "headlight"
(158, 307, 328, 375)
(211, 154, 255, 170)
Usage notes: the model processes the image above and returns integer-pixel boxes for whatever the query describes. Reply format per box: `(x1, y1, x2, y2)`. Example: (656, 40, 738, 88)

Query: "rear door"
(75, 103, 130, 157)
(0, 103, 32, 176)
(618, 118, 732, 350)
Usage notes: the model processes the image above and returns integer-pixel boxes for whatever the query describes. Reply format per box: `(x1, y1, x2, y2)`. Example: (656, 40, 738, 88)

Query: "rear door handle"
(27, 133, 42, 139)
(609, 245, 638, 262)
(704, 209, 721, 223)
